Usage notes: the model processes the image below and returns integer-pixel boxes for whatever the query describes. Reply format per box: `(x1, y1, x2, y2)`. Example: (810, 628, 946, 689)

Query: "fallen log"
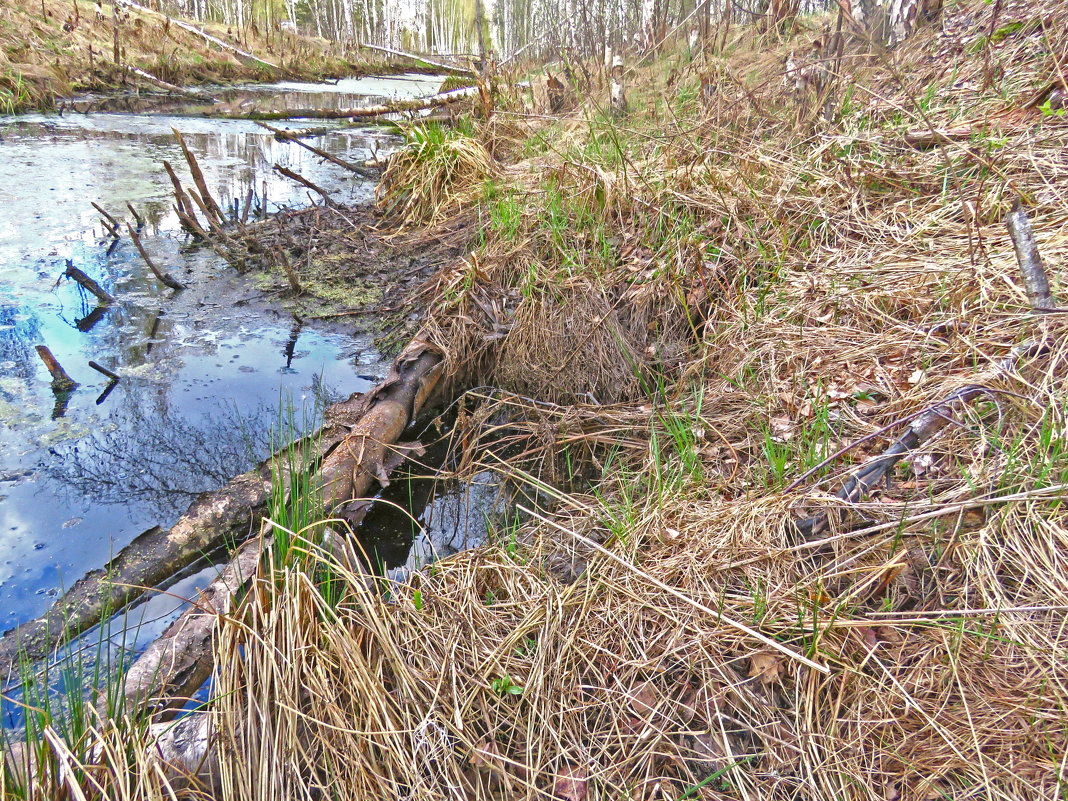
(358, 43, 472, 76)
(255, 121, 378, 179)
(122, 63, 202, 100)
(0, 395, 369, 676)
(121, 338, 444, 716)
(795, 199, 1056, 538)
(120, 0, 278, 70)
(206, 86, 477, 122)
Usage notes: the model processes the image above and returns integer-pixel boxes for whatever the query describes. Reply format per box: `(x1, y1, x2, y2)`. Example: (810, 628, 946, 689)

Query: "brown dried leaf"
(629, 681, 659, 719)
(748, 651, 783, 685)
(553, 764, 588, 801)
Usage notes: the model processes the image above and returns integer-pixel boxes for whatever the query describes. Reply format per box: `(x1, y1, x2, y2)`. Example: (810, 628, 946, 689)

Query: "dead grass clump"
(378, 123, 497, 226)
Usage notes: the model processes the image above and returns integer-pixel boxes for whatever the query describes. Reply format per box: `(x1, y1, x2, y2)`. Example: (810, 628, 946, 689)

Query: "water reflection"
(0, 74, 444, 625)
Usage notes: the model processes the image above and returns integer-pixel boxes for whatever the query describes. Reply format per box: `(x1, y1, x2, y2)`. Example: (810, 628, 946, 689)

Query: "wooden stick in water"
(88, 360, 121, 382)
(36, 346, 78, 392)
(63, 260, 115, 304)
(126, 224, 185, 290)
(92, 202, 122, 235)
(126, 202, 145, 230)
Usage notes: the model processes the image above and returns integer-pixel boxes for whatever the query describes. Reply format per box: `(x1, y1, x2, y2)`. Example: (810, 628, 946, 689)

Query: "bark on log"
(1006, 198, 1055, 311)
(121, 339, 444, 717)
(206, 86, 477, 121)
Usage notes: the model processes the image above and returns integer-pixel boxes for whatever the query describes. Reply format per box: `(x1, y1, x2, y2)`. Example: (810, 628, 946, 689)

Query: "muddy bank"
(226, 203, 477, 329)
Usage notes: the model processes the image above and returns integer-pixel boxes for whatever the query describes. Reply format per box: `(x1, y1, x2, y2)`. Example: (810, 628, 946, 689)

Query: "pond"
(0, 74, 443, 651)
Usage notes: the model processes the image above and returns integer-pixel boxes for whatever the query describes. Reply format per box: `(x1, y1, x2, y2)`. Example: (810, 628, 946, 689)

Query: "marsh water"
(0, 74, 446, 665)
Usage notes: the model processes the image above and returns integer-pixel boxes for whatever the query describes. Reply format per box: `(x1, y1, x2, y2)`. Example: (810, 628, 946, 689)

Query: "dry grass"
(0, 0, 375, 110)
(198, 0, 1068, 797)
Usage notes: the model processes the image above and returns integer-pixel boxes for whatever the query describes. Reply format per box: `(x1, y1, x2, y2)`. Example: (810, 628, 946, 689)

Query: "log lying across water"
(0, 339, 440, 677)
(122, 338, 443, 716)
(207, 86, 477, 121)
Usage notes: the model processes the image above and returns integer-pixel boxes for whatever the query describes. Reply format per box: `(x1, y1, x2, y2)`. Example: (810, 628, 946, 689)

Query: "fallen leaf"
(748, 651, 783, 685)
(553, 764, 588, 801)
(629, 681, 659, 717)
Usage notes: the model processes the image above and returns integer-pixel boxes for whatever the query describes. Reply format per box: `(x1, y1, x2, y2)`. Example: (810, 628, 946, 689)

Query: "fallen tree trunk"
(122, 64, 202, 100)
(358, 43, 471, 76)
(0, 401, 366, 676)
(206, 86, 477, 121)
(121, 0, 279, 70)
(121, 338, 444, 717)
(256, 121, 378, 179)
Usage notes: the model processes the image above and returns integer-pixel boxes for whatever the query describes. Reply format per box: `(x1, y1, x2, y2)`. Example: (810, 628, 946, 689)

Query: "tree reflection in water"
(44, 384, 334, 521)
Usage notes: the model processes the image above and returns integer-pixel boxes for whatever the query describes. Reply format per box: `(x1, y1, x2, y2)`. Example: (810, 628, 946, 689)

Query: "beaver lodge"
(3, 0, 1068, 797)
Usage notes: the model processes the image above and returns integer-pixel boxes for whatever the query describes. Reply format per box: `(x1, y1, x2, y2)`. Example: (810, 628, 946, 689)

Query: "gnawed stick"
(1006, 198, 1055, 311)
(126, 223, 186, 290)
(126, 202, 145, 229)
(273, 164, 336, 207)
(795, 201, 1057, 538)
(62, 260, 115, 304)
(173, 129, 225, 226)
(255, 121, 377, 178)
(88, 360, 120, 382)
(35, 346, 78, 392)
(92, 202, 122, 235)
(163, 161, 206, 238)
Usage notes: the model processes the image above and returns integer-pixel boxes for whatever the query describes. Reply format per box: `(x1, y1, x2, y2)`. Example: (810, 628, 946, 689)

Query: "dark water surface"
(0, 75, 441, 639)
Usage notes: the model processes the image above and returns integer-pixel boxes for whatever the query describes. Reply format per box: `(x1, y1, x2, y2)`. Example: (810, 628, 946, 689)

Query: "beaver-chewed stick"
(88, 360, 121, 382)
(126, 202, 145, 230)
(273, 164, 337, 207)
(173, 129, 226, 226)
(92, 202, 122, 236)
(121, 340, 444, 717)
(35, 346, 78, 392)
(127, 223, 186, 290)
(63, 261, 115, 304)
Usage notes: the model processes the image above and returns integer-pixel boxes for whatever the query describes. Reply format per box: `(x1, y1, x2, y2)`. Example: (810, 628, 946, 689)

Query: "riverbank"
(6, 0, 1068, 795)
(0, 0, 430, 112)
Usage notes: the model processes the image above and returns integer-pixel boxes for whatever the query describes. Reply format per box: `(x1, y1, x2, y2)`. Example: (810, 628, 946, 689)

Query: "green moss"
(298, 278, 382, 310)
